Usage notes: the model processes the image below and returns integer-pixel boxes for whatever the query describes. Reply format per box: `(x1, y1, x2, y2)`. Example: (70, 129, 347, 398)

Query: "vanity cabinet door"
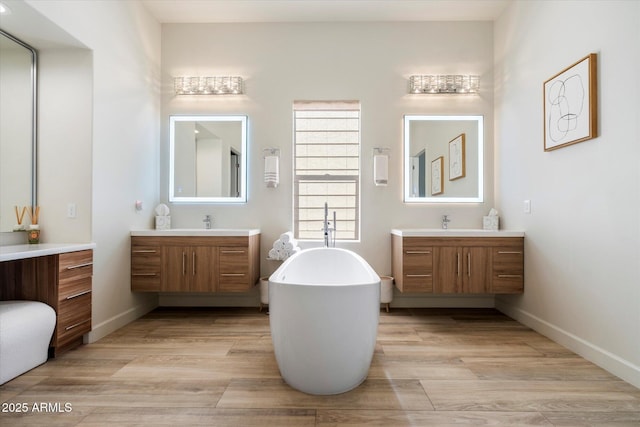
(189, 246, 215, 292)
(463, 247, 490, 293)
(162, 246, 214, 292)
(435, 246, 489, 293)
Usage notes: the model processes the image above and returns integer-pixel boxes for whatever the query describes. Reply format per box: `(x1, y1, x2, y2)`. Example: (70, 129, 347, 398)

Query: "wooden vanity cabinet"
(131, 234, 260, 293)
(392, 234, 524, 294)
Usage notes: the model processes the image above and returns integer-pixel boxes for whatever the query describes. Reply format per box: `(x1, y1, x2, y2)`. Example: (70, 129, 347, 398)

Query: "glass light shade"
(174, 76, 244, 95)
(409, 74, 479, 94)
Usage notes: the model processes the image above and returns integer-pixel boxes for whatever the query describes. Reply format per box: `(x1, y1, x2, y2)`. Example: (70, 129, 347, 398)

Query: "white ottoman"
(0, 300, 56, 385)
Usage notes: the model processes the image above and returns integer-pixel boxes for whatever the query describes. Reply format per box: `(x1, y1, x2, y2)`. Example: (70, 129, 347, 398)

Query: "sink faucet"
(323, 202, 336, 247)
(442, 215, 451, 230)
(203, 214, 212, 229)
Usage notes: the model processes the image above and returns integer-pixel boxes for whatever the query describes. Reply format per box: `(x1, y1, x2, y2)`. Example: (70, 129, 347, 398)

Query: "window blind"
(293, 101, 360, 241)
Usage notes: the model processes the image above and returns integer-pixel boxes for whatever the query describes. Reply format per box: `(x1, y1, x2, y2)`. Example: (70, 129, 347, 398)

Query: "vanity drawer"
(219, 247, 249, 273)
(55, 292, 92, 348)
(58, 276, 92, 302)
(58, 250, 93, 284)
(400, 273, 433, 293)
(492, 247, 524, 270)
(402, 247, 433, 270)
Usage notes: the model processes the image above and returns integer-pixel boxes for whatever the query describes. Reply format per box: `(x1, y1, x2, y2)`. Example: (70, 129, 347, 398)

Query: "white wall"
(26, 0, 162, 341)
(494, 0, 640, 388)
(161, 21, 495, 307)
(38, 48, 93, 243)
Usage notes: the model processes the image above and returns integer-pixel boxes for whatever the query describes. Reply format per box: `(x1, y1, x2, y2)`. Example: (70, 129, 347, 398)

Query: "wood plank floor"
(1, 307, 639, 426)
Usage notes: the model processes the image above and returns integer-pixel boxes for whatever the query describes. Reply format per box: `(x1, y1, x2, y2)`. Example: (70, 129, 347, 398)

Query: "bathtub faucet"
(323, 202, 336, 247)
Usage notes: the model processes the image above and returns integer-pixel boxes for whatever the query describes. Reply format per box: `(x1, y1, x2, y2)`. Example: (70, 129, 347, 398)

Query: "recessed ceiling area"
(141, 0, 511, 23)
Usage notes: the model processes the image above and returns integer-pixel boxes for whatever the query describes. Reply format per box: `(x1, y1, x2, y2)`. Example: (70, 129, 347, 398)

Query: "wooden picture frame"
(543, 53, 597, 151)
(431, 156, 443, 195)
(448, 133, 465, 180)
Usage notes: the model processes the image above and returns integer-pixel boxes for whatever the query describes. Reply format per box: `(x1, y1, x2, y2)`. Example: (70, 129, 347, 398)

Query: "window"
(293, 101, 360, 241)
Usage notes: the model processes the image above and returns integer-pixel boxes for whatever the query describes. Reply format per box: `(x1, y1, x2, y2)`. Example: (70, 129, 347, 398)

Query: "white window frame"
(293, 101, 361, 241)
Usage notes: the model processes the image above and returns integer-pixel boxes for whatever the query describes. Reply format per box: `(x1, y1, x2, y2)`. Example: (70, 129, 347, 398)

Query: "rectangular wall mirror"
(169, 115, 247, 203)
(403, 115, 483, 203)
(0, 30, 37, 232)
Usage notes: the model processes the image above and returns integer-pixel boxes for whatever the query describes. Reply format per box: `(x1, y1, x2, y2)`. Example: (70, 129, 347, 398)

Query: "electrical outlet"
(523, 200, 531, 214)
(67, 203, 77, 218)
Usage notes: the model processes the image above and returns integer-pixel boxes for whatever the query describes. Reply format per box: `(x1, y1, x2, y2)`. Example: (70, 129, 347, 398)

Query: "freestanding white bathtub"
(269, 247, 380, 395)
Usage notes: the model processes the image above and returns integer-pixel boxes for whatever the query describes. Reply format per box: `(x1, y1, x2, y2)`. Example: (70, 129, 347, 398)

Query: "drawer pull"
(66, 262, 93, 270)
(498, 274, 523, 278)
(406, 274, 432, 277)
(221, 250, 246, 254)
(498, 251, 522, 254)
(132, 273, 158, 277)
(221, 273, 245, 277)
(65, 319, 90, 331)
(133, 249, 157, 254)
(405, 251, 431, 254)
(65, 289, 92, 300)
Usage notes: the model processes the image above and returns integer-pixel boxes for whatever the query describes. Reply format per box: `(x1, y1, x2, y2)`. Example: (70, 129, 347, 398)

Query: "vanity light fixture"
(409, 75, 479, 94)
(174, 76, 244, 95)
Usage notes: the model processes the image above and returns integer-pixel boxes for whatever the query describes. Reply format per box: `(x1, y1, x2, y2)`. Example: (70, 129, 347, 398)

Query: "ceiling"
(141, 0, 511, 23)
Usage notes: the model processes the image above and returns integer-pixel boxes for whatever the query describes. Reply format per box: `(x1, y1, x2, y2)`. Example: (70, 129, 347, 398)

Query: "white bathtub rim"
(269, 247, 380, 285)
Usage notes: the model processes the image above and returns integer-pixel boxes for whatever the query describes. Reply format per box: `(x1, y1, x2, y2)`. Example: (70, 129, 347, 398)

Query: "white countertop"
(0, 242, 96, 262)
(391, 229, 525, 237)
(131, 228, 261, 237)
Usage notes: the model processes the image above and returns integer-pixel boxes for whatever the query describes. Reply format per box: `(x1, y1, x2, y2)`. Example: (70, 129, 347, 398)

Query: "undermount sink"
(130, 228, 260, 237)
(391, 229, 524, 237)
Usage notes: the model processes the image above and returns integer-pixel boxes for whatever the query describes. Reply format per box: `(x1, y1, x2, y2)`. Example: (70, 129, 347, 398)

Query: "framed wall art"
(448, 133, 465, 180)
(543, 53, 598, 151)
(431, 156, 443, 195)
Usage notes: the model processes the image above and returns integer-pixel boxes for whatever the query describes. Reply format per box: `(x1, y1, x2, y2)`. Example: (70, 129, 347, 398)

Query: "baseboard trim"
(496, 299, 640, 389)
(391, 294, 495, 308)
(85, 300, 158, 344)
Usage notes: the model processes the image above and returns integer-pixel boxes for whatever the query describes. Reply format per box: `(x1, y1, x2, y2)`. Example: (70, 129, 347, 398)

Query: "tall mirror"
(0, 30, 37, 231)
(170, 115, 247, 203)
(404, 115, 483, 203)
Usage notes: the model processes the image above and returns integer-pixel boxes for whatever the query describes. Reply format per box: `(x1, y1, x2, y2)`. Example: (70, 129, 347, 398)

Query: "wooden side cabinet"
(0, 248, 94, 357)
(53, 250, 93, 355)
(131, 234, 260, 293)
(392, 233, 524, 294)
